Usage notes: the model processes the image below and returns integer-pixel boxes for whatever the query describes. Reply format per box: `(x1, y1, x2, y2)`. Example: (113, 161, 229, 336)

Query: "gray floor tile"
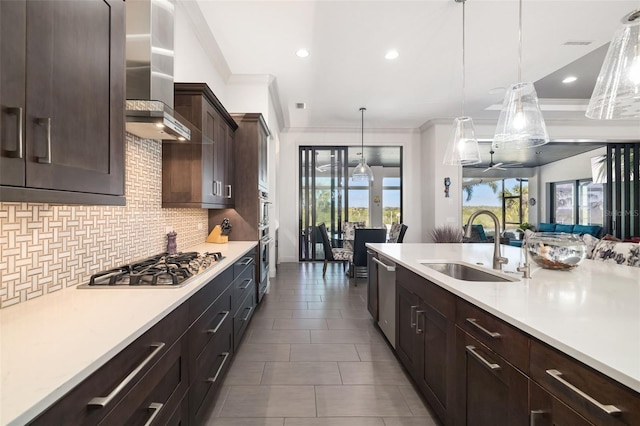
(326, 318, 376, 330)
(382, 417, 439, 426)
(248, 318, 275, 330)
(206, 419, 285, 426)
(278, 295, 323, 302)
(208, 385, 230, 418)
(398, 385, 431, 417)
(311, 329, 385, 344)
(315, 385, 412, 417)
(224, 361, 265, 385)
(338, 362, 411, 385)
(290, 344, 359, 361)
(292, 309, 343, 319)
(233, 344, 291, 362)
(260, 301, 309, 310)
(253, 309, 294, 319)
(339, 309, 373, 319)
(261, 361, 341, 384)
(219, 385, 316, 418)
(308, 301, 364, 310)
(355, 344, 397, 362)
(247, 329, 311, 344)
(285, 418, 385, 426)
(273, 318, 328, 330)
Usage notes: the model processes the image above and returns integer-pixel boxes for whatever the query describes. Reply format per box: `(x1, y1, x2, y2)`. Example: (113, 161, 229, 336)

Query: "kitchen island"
(0, 241, 257, 426)
(367, 242, 640, 425)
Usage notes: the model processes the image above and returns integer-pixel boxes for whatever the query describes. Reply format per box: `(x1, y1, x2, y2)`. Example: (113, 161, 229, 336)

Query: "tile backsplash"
(0, 134, 208, 308)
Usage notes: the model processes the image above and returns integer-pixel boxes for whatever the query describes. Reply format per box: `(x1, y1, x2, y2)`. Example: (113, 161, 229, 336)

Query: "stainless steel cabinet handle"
(218, 181, 223, 197)
(546, 369, 622, 415)
(466, 318, 501, 339)
(415, 310, 425, 334)
(242, 305, 254, 321)
(212, 180, 217, 196)
(5, 107, 23, 158)
(207, 352, 230, 384)
(239, 278, 253, 290)
(143, 402, 163, 426)
(36, 117, 51, 164)
(529, 409, 546, 426)
(372, 256, 395, 272)
(465, 345, 501, 371)
(410, 305, 417, 328)
(88, 342, 166, 407)
(206, 311, 230, 335)
(226, 184, 232, 198)
(238, 257, 253, 266)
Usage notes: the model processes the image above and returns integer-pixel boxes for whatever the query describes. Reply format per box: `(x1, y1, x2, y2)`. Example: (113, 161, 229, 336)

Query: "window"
(550, 179, 604, 226)
(382, 176, 402, 230)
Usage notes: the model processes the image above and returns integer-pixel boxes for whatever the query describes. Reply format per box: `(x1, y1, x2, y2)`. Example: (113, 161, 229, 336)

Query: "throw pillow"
(537, 223, 556, 232)
(573, 224, 602, 237)
(592, 241, 640, 267)
(581, 234, 600, 259)
(555, 224, 574, 233)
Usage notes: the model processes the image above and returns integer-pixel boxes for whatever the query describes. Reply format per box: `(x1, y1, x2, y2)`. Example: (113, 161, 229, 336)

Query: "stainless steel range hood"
(125, 0, 192, 141)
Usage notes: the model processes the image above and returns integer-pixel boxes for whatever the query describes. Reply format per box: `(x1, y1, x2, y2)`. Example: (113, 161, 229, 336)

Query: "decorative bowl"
(526, 232, 587, 270)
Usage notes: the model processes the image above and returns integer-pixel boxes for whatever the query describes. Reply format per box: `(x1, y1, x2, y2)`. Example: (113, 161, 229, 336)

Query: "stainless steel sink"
(421, 262, 518, 282)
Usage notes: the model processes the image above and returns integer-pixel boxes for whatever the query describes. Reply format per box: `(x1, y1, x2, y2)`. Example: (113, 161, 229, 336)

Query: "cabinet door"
(530, 381, 593, 426)
(214, 116, 228, 205)
(0, 0, 26, 186)
(25, 0, 124, 195)
(416, 299, 453, 424)
(258, 125, 268, 191)
(395, 283, 421, 378)
(225, 125, 235, 205)
(202, 100, 217, 205)
(456, 328, 529, 426)
(367, 251, 378, 320)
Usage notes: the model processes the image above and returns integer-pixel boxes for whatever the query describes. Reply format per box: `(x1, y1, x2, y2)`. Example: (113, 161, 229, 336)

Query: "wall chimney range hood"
(125, 0, 194, 142)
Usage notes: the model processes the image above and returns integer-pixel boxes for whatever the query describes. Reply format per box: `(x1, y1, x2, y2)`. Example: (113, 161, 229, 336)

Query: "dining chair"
(318, 223, 352, 277)
(388, 223, 408, 243)
(351, 228, 387, 285)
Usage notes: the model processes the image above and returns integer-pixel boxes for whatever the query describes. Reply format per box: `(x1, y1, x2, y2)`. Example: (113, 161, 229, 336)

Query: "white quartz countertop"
(367, 243, 640, 393)
(0, 241, 257, 426)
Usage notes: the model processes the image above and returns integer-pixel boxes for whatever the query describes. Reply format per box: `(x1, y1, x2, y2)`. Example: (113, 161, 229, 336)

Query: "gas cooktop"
(77, 251, 225, 289)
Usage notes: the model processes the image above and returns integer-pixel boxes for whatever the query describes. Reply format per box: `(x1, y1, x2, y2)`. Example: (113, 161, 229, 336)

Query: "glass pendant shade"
(492, 82, 549, 150)
(586, 9, 640, 120)
(443, 116, 481, 165)
(352, 158, 374, 182)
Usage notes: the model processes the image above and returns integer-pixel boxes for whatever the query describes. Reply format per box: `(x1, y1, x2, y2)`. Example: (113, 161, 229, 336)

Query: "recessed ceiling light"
(562, 76, 578, 84)
(296, 48, 310, 58)
(385, 49, 399, 60)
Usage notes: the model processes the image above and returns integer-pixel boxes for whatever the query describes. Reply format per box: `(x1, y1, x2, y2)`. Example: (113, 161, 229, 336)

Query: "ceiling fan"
(482, 150, 523, 172)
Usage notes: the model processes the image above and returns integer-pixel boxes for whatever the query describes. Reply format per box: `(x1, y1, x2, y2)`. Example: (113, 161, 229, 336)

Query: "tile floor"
(205, 262, 439, 426)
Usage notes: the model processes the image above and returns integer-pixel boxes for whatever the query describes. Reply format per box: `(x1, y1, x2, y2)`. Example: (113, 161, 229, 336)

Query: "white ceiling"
(193, 0, 639, 130)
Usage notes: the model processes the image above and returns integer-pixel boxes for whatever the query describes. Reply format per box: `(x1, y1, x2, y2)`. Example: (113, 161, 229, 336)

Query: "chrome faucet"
(464, 210, 508, 271)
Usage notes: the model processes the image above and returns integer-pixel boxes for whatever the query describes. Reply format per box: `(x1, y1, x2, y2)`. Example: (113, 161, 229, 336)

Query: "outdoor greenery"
(462, 179, 529, 235)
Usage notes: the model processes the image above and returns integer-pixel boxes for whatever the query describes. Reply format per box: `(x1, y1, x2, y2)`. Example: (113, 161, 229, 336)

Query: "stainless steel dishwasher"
(372, 253, 396, 348)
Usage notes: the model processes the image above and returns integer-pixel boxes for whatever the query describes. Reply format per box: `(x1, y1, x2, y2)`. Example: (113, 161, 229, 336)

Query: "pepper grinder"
(167, 231, 177, 255)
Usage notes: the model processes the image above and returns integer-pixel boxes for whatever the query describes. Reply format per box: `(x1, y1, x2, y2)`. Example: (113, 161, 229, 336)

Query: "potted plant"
(516, 222, 535, 239)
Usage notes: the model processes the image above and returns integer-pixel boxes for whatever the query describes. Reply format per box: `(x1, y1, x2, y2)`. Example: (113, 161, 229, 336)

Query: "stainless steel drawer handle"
(143, 402, 164, 426)
(410, 305, 417, 328)
(415, 310, 425, 334)
(372, 256, 396, 272)
(529, 409, 546, 426)
(240, 279, 253, 290)
(546, 369, 622, 416)
(5, 107, 23, 159)
(88, 342, 166, 407)
(226, 184, 232, 198)
(207, 352, 230, 384)
(238, 257, 253, 266)
(466, 318, 501, 339)
(242, 305, 254, 322)
(36, 117, 52, 164)
(206, 311, 230, 335)
(466, 345, 501, 371)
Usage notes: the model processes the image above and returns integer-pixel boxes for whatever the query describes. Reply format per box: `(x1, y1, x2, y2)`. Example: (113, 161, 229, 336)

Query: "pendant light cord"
(518, 0, 522, 83)
(461, 0, 466, 117)
(360, 107, 366, 161)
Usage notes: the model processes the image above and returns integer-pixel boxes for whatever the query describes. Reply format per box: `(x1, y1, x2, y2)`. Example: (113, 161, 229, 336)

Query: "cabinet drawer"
(231, 264, 255, 314)
(456, 299, 529, 373)
(233, 284, 256, 350)
(530, 380, 593, 426)
(189, 287, 232, 360)
(30, 303, 188, 425)
(98, 337, 188, 426)
(530, 339, 640, 426)
(233, 255, 254, 278)
(397, 266, 455, 319)
(190, 315, 233, 425)
(189, 267, 234, 325)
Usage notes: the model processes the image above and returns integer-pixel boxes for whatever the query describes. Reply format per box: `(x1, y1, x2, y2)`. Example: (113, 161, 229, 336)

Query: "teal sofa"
(536, 223, 603, 238)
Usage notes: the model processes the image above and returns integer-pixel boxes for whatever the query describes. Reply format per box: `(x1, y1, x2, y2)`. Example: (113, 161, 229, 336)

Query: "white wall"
(277, 129, 422, 263)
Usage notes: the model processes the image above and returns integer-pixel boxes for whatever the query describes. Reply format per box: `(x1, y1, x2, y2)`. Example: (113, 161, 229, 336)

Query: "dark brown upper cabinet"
(1, 0, 125, 205)
(164, 83, 237, 209)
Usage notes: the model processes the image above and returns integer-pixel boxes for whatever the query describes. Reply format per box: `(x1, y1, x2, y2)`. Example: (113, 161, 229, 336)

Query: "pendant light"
(492, 0, 549, 150)
(586, 9, 640, 120)
(443, 0, 481, 166)
(352, 107, 374, 182)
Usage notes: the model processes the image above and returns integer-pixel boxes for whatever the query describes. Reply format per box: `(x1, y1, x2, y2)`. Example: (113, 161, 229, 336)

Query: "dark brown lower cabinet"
(455, 328, 529, 426)
(530, 381, 593, 426)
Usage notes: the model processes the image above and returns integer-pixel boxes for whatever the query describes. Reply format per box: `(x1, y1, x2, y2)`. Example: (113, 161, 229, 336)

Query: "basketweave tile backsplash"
(0, 134, 208, 309)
